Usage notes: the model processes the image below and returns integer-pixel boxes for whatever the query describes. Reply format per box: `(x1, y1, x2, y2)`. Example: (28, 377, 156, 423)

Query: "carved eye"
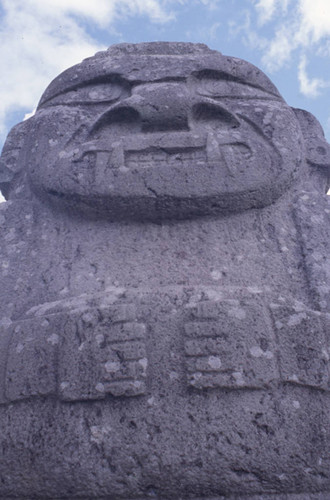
(82, 83, 129, 102)
(43, 82, 131, 107)
(196, 78, 277, 100)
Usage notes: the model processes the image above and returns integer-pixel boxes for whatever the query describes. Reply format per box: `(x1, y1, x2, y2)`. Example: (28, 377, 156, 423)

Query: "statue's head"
(0, 42, 329, 220)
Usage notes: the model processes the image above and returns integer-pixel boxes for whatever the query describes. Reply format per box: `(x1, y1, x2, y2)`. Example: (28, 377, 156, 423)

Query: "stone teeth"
(111, 141, 124, 169)
(124, 147, 207, 169)
(206, 132, 222, 163)
(95, 151, 111, 186)
(122, 132, 205, 151)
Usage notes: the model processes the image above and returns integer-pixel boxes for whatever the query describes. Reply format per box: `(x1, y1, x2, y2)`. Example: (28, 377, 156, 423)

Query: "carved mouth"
(71, 132, 253, 172)
(125, 147, 207, 169)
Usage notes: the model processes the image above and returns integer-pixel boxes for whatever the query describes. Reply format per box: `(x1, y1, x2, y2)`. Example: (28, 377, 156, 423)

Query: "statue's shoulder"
(294, 191, 330, 311)
(0, 199, 35, 245)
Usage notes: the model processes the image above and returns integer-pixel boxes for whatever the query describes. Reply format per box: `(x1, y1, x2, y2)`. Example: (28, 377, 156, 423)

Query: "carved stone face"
(20, 43, 303, 220)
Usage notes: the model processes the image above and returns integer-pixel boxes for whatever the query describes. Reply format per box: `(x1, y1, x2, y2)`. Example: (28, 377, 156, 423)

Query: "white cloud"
(254, 0, 289, 25)
(261, 26, 294, 71)
(252, 0, 330, 73)
(9, 0, 175, 28)
(254, 0, 277, 25)
(297, 0, 330, 43)
(23, 109, 36, 121)
(0, 0, 174, 143)
(209, 22, 221, 40)
(164, 0, 220, 7)
(298, 55, 330, 97)
(199, 0, 221, 10)
(228, 10, 268, 53)
(230, 0, 330, 96)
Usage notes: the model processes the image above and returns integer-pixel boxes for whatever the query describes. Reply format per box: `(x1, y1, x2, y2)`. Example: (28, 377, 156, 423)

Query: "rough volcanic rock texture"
(0, 42, 329, 499)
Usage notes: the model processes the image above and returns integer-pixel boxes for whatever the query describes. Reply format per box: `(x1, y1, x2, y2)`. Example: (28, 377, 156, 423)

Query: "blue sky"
(1, 0, 330, 201)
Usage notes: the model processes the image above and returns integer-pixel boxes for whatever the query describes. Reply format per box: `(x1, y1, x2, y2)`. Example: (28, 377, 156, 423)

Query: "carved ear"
(292, 108, 330, 168)
(0, 120, 30, 199)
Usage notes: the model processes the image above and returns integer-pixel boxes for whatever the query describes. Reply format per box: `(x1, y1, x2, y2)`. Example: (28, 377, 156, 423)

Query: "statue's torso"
(0, 195, 329, 498)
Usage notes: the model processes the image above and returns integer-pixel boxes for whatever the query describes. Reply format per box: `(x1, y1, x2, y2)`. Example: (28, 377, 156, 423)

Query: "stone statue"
(0, 42, 329, 499)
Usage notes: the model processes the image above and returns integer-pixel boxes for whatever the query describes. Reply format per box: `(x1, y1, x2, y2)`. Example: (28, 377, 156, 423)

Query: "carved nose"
(91, 82, 191, 134)
(90, 83, 241, 136)
(130, 82, 191, 132)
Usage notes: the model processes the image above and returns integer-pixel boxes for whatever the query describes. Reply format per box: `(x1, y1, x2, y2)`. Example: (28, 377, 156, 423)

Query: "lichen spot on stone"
(287, 313, 306, 327)
(139, 358, 148, 371)
(232, 371, 245, 386)
(208, 356, 221, 370)
(249, 346, 274, 359)
(16, 343, 24, 353)
(95, 334, 105, 346)
(47, 334, 59, 345)
(322, 349, 330, 361)
(211, 270, 222, 281)
(95, 382, 105, 393)
(228, 307, 246, 320)
(104, 361, 121, 373)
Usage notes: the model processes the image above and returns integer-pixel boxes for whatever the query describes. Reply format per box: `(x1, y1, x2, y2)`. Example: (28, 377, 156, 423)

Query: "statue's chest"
(1, 286, 329, 406)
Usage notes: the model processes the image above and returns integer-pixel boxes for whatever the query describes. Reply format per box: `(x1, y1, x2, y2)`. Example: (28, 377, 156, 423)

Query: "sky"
(1, 0, 330, 202)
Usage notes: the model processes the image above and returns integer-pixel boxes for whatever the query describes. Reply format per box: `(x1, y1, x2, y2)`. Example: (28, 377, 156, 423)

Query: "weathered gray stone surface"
(0, 42, 329, 498)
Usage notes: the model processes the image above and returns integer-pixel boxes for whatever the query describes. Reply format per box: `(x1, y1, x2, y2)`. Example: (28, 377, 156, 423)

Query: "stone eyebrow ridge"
(38, 44, 282, 107)
(39, 71, 281, 109)
(37, 74, 130, 108)
(192, 69, 282, 98)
